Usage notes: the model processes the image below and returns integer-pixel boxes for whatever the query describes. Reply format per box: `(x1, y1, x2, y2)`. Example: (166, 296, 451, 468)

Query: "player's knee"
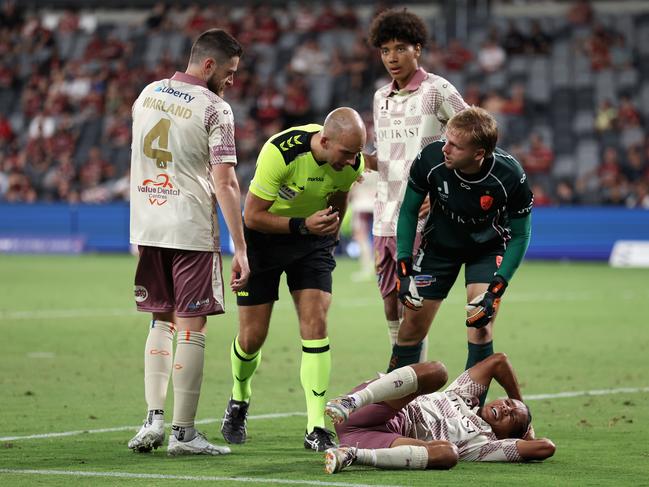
(426, 442, 459, 470)
(416, 361, 448, 392)
(237, 334, 263, 355)
(490, 352, 508, 366)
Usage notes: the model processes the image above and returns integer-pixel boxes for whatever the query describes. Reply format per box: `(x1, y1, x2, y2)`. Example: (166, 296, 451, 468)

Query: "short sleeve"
(207, 102, 237, 166)
(248, 142, 287, 201)
(435, 80, 469, 123)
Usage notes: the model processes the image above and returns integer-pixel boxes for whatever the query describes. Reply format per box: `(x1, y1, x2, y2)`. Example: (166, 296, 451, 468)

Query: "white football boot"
(128, 419, 165, 452)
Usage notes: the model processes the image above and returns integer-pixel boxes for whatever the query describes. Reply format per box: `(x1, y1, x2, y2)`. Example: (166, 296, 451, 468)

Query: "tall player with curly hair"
(364, 9, 468, 365)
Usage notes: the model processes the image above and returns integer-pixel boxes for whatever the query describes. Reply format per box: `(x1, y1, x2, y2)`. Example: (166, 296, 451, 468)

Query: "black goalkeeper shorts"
(412, 244, 504, 300)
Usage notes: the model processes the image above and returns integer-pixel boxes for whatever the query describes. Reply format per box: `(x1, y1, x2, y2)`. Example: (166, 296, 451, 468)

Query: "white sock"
(144, 320, 175, 412)
(350, 366, 417, 407)
(387, 320, 400, 346)
(356, 445, 428, 469)
(172, 330, 205, 428)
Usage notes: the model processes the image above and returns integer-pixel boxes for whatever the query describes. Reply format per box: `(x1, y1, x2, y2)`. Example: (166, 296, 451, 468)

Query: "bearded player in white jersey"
(324, 353, 555, 473)
(363, 9, 468, 363)
(128, 29, 249, 456)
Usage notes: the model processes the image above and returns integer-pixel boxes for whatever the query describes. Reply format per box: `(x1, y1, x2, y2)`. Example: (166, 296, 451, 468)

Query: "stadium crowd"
(0, 0, 648, 207)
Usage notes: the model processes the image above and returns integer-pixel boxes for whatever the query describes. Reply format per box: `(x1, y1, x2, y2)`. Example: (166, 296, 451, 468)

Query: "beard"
(207, 78, 224, 97)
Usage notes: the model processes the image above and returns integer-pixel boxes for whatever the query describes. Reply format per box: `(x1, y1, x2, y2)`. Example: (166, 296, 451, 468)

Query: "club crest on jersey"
(480, 195, 494, 210)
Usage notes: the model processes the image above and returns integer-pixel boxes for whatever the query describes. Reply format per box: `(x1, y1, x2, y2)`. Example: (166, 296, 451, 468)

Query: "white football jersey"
(130, 72, 237, 251)
(372, 68, 467, 236)
(402, 371, 522, 462)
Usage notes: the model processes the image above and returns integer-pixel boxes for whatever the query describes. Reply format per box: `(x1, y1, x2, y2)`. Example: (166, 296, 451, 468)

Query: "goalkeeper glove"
(465, 275, 508, 328)
(396, 257, 423, 311)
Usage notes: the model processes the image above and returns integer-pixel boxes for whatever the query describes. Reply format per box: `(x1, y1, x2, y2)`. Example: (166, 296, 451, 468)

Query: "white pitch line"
(525, 386, 649, 401)
(2, 386, 648, 443)
(0, 469, 403, 487)
(0, 411, 306, 442)
(0, 291, 621, 321)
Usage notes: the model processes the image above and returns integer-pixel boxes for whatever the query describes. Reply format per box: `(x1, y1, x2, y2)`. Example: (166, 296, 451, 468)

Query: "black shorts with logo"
(412, 241, 504, 300)
(236, 226, 337, 306)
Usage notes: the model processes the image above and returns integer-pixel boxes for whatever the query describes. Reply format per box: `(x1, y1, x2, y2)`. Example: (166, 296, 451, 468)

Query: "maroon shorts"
(373, 235, 421, 299)
(134, 246, 225, 317)
(334, 381, 406, 449)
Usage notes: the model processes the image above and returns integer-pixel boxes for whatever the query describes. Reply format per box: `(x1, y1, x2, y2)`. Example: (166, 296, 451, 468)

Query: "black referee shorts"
(236, 228, 337, 306)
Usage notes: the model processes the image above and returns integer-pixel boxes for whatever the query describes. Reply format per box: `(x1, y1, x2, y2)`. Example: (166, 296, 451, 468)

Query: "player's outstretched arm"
(212, 164, 249, 290)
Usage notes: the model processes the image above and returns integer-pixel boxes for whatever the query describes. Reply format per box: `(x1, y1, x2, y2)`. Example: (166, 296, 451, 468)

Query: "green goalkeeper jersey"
(248, 124, 364, 218)
(397, 141, 533, 281)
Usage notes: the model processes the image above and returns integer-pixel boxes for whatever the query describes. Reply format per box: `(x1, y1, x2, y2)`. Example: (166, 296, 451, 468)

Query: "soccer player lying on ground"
(323, 353, 555, 473)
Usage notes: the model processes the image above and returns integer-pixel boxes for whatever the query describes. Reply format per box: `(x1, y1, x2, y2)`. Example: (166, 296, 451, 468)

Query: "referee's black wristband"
(289, 217, 307, 235)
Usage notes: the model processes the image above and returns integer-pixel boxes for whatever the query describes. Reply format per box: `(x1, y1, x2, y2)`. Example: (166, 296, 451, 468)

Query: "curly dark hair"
(368, 8, 428, 48)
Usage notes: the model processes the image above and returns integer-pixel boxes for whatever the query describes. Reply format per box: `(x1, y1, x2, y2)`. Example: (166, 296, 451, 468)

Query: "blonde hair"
(446, 106, 498, 157)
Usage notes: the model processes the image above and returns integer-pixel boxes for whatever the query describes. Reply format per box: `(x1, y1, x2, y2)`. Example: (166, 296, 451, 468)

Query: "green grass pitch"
(1, 254, 648, 486)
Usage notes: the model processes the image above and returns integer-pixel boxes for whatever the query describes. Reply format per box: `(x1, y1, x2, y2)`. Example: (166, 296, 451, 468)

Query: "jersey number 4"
(143, 118, 173, 169)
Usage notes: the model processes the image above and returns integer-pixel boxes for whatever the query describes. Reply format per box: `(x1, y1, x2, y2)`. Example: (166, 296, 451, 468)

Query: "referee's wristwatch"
(289, 217, 310, 235)
(298, 219, 310, 235)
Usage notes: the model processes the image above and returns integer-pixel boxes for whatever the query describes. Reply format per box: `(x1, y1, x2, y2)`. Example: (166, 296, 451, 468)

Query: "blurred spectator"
(145, 2, 167, 30)
(463, 82, 482, 107)
(610, 32, 634, 70)
(283, 75, 312, 127)
(502, 83, 526, 116)
(0, 114, 14, 145)
(555, 179, 578, 205)
(338, 5, 359, 30)
(522, 133, 554, 190)
(502, 20, 527, 56)
(617, 95, 642, 129)
(444, 38, 473, 72)
(481, 90, 505, 116)
(527, 20, 552, 56)
(626, 181, 649, 209)
(422, 38, 445, 74)
(0, 0, 24, 29)
(314, 4, 338, 32)
(250, 83, 284, 128)
(581, 23, 613, 71)
(618, 94, 644, 149)
(477, 35, 506, 73)
(578, 146, 627, 204)
(595, 99, 618, 133)
(622, 145, 647, 182)
(567, 0, 594, 26)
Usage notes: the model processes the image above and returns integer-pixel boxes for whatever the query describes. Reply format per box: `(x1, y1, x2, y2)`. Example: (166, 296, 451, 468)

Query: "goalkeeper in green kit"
(388, 107, 533, 405)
